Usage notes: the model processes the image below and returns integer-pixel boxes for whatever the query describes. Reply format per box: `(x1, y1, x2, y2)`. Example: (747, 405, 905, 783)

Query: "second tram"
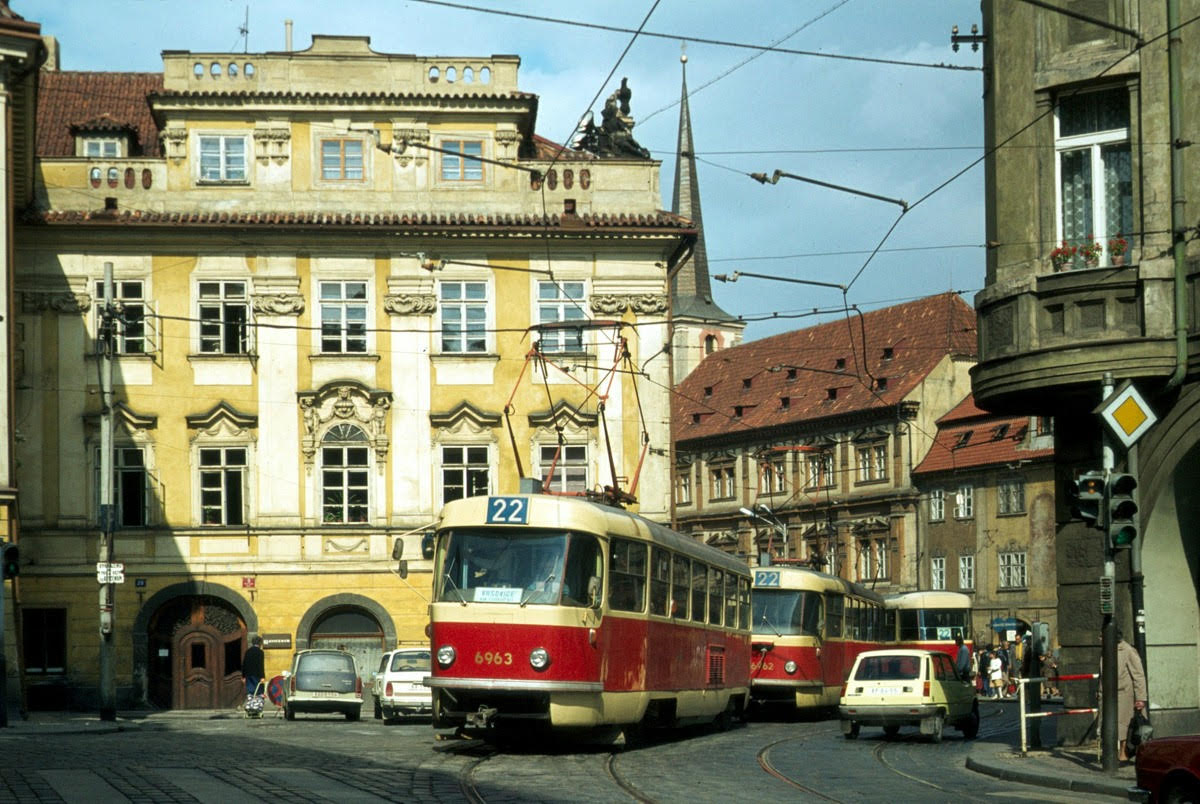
(421, 493, 752, 738)
(749, 566, 888, 711)
(886, 590, 973, 658)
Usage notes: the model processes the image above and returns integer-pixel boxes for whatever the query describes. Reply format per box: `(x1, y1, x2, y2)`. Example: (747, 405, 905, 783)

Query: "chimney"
(285, 19, 293, 51)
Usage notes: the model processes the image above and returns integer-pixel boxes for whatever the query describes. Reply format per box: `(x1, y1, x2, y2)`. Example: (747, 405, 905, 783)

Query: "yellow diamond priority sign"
(1095, 380, 1157, 448)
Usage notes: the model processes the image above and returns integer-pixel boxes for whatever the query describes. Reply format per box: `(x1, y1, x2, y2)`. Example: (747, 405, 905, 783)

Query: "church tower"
(669, 54, 744, 383)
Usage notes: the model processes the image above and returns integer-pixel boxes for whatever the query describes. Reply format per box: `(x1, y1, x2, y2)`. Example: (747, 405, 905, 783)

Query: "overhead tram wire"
(406, 0, 982, 73)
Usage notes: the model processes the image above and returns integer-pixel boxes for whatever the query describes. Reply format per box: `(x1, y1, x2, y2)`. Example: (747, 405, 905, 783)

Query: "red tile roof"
(912, 393, 1053, 475)
(673, 293, 977, 443)
(37, 71, 163, 158)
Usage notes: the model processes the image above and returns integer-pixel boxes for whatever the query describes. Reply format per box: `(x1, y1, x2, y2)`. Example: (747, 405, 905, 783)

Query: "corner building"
(14, 35, 686, 710)
(971, 2, 1200, 735)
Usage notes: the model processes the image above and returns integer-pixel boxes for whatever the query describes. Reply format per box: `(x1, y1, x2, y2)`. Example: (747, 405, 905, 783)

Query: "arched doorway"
(146, 594, 246, 709)
(308, 606, 386, 686)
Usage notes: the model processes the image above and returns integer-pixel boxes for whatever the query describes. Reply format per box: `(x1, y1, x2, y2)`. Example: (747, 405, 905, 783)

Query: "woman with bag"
(1116, 629, 1148, 761)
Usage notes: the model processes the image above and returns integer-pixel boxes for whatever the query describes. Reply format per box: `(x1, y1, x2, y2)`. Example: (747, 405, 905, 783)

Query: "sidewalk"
(967, 697, 1138, 799)
(0, 708, 244, 737)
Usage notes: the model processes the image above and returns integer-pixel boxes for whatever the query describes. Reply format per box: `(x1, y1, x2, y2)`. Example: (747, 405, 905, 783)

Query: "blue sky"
(22, 0, 986, 341)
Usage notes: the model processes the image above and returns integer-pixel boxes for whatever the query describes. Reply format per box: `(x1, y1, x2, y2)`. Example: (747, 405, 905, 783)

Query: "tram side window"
(691, 563, 707, 623)
(826, 594, 844, 638)
(738, 577, 751, 630)
(609, 539, 646, 612)
(564, 535, 602, 607)
(708, 569, 723, 626)
(801, 592, 823, 637)
(649, 547, 670, 617)
(898, 610, 919, 641)
(849, 600, 860, 640)
(671, 554, 689, 619)
(724, 572, 738, 627)
(885, 609, 896, 642)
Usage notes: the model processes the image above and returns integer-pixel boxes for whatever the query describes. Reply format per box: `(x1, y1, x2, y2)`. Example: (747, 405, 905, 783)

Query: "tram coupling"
(466, 705, 500, 729)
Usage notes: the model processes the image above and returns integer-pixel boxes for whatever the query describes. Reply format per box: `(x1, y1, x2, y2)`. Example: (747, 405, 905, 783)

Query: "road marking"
(40, 770, 127, 803)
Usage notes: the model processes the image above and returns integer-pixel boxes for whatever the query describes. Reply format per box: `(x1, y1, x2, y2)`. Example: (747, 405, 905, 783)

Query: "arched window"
(321, 424, 369, 523)
(704, 334, 717, 355)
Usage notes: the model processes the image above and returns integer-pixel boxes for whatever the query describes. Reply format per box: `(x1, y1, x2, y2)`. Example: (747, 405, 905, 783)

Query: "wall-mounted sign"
(1095, 379, 1157, 448)
(242, 576, 256, 589)
(261, 633, 292, 650)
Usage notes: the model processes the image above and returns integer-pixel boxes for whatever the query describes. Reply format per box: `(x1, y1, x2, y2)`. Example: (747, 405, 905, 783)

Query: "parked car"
(1130, 734, 1200, 803)
(282, 649, 363, 721)
(372, 647, 432, 721)
(838, 648, 979, 742)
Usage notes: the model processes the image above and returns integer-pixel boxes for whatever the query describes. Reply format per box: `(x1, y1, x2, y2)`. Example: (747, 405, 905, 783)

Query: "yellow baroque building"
(13, 35, 688, 710)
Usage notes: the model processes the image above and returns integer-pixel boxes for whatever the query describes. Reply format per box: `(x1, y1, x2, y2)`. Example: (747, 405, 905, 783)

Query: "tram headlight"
(784, 660, 798, 675)
(529, 647, 550, 671)
(436, 645, 456, 669)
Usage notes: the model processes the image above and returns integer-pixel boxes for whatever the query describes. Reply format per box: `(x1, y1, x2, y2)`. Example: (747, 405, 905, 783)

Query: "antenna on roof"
(239, 6, 249, 53)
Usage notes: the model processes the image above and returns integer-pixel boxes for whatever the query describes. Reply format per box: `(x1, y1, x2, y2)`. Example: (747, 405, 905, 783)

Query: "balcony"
(971, 260, 1187, 413)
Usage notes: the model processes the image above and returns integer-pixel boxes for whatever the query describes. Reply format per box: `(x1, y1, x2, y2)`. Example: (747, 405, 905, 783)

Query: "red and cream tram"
(750, 566, 888, 711)
(885, 590, 973, 658)
(421, 494, 752, 737)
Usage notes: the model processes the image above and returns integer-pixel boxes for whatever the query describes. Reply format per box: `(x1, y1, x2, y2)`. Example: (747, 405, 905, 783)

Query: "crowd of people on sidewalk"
(966, 625, 1061, 700)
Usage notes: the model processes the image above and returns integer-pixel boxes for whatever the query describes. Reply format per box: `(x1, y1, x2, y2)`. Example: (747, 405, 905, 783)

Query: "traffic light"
(1107, 472, 1138, 549)
(1, 541, 18, 579)
(1068, 471, 1105, 527)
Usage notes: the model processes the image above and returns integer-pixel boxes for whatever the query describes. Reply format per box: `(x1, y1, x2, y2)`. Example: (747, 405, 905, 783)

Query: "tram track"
(755, 732, 846, 802)
(604, 752, 656, 803)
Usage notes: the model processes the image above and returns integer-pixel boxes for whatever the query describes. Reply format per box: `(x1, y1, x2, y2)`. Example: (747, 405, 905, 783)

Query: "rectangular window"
(198, 135, 246, 182)
(931, 556, 946, 591)
(198, 281, 249, 354)
(954, 485, 974, 519)
(440, 281, 488, 354)
(609, 539, 646, 613)
(649, 547, 670, 617)
(95, 280, 146, 354)
(539, 444, 587, 493)
(442, 445, 490, 504)
(690, 563, 707, 623)
(708, 569, 723, 626)
(23, 609, 67, 674)
(84, 139, 120, 157)
(929, 489, 945, 521)
(537, 281, 586, 352)
(322, 444, 369, 524)
(858, 539, 872, 581)
(857, 442, 887, 482)
(959, 554, 975, 590)
(674, 469, 692, 505)
(1056, 87, 1132, 265)
(670, 554, 690, 619)
(319, 281, 368, 354)
(321, 138, 365, 181)
(709, 465, 735, 500)
(116, 447, 147, 527)
(758, 459, 785, 495)
(724, 572, 738, 628)
(199, 447, 246, 526)
(806, 451, 833, 489)
(998, 479, 1026, 515)
(441, 140, 484, 181)
(999, 551, 1028, 589)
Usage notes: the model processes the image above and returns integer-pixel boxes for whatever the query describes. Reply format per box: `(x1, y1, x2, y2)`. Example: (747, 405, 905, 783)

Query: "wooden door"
(175, 626, 222, 709)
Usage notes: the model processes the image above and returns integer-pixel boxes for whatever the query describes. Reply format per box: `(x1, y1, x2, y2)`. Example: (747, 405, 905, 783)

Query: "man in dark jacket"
(242, 635, 265, 695)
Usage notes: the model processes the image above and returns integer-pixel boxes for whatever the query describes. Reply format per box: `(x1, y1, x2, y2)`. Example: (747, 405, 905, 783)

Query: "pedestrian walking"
(1116, 629, 1147, 762)
(955, 635, 971, 679)
(242, 635, 265, 696)
(987, 651, 1004, 699)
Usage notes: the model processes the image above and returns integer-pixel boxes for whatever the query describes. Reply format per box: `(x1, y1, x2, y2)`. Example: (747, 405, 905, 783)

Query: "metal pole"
(1100, 372, 1117, 773)
(1128, 443, 1147, 690)
(0, 564, 6, 728)
(98, 262, 116, 722)
(1019, 677, 1028, 753)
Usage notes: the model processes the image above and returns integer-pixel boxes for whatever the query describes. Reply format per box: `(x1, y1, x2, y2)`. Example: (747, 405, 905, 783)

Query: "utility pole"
(98, 262, 117, 721)
(1099, 371, 1117, 773)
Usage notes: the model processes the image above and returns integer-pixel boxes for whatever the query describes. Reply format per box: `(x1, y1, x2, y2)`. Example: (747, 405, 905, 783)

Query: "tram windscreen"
(751, 590, 823, 637)
(436, 529, 601, 607)
(898, 607, 970, 641)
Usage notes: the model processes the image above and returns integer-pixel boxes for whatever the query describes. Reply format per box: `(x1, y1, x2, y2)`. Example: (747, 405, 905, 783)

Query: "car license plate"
(410, 683, 425, 691)
(872, 687, 901, 696)
(314, 691, 339, 697)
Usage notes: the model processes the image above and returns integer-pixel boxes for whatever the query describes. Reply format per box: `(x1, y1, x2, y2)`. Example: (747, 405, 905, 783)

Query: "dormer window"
(742, 378, 752, 390)
(83, 138, 122, 158)
(882, 347, 894, 361)
(955, 431, 972, 448)
(835, 358, 846, 370)
(786, 368, 797, 380)
(704, 386, 713, 397)
(780, 396, 790, 410)
(992, 424, 1010, 440)
(876, 377, 888, 390)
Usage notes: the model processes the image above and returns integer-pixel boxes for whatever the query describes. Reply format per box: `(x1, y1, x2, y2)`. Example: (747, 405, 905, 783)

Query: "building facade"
(672, 293, 977, 593)
(12, 35, 687, 709)
(911, 395, 1056, 647)
(971, 1, 1200, 734)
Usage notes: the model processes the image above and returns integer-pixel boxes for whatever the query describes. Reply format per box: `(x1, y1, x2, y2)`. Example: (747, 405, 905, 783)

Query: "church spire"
(670, 53, 735, 323)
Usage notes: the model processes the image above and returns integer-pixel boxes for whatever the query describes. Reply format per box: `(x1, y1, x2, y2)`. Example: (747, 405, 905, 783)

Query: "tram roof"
(437, 494, 750, 577)
(884, 590, 972, 609)
(753, 565, 884, 604)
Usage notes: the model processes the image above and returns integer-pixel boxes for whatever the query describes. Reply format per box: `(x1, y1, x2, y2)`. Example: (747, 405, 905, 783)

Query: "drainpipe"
(1165, 0, 1189, 390)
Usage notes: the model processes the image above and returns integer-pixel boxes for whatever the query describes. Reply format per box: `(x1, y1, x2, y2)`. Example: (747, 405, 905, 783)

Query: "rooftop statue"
(575, 78, 651, 160)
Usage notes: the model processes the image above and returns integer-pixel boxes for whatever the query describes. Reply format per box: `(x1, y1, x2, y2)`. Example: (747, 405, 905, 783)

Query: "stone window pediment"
(298, 382, 392, 465)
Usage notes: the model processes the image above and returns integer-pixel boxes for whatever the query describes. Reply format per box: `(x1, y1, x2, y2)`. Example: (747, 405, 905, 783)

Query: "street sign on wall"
(96, 562, 125, 584)
(1095, 379, 1157, 448)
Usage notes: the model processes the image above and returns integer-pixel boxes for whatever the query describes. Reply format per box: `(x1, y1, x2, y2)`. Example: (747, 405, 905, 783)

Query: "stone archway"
(295, 593, 398, 687)
(132, 582, 256, 709)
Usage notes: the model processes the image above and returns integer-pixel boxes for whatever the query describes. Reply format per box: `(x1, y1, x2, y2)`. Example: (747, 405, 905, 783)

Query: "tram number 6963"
(476, 651, 513, 665)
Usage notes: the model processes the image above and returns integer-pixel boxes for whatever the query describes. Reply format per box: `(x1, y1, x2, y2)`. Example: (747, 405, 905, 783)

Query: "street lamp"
(740, 504, 788, 562)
